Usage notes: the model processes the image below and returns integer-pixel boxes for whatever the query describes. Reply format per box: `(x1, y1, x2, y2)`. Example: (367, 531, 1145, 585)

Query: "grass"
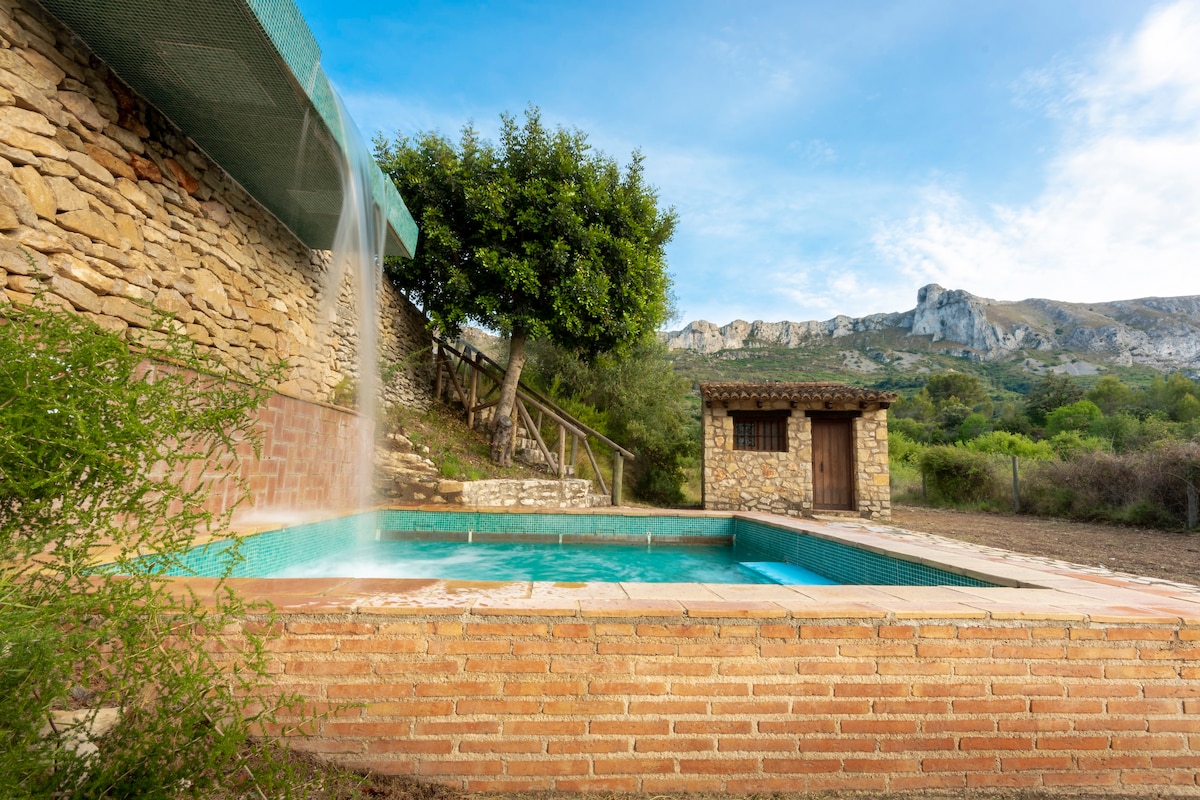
(385, 403, 549, 483)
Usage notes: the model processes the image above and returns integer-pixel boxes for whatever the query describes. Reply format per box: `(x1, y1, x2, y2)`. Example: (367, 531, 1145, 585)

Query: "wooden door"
(811, 417, 854, 510)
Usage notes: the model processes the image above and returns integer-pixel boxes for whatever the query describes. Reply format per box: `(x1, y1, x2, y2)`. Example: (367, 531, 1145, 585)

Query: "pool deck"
(191, 509, 1200, 625)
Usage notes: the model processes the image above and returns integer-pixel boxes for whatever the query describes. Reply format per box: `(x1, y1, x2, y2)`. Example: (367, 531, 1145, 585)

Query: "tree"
(1025, 373, 1083, 425)
(377, 108, 677, 464)
(924, 372, 987, 408)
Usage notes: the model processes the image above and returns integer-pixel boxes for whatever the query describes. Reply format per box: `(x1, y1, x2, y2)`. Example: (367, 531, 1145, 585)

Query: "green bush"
(918, 445, 1000, 504)
(966, 430, 1054, 459)
(1, 297, 300, 798)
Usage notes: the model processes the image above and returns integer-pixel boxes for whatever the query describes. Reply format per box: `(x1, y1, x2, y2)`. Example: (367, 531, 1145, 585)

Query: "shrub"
(1048, 430, 1112, 460)
(918, 445, 1001, 504)
(888, 429, 924, 465)
(0, 298, 298, 797)
(966, 430, 1054, 459)
(1044, 399, 1103, 436)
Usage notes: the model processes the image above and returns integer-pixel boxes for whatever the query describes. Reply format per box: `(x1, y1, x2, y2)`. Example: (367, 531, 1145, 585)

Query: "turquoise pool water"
(162, 511, 999, 587)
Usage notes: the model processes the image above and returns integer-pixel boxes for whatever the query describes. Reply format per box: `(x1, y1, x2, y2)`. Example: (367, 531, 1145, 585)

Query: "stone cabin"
(699, 382, 898, 520)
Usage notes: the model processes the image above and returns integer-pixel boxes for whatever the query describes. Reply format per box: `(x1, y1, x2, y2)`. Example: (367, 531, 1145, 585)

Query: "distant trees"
(376, 107, 677, 464)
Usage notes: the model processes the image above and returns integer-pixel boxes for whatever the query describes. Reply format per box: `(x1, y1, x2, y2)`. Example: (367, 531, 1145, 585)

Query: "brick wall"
(249, 611, 1200, 793)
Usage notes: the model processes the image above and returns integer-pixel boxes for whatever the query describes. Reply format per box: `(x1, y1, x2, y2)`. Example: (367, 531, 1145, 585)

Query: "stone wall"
(0, 0, 432, 412)
(452, 478, 609, 509)
(702, 403, 891, 520)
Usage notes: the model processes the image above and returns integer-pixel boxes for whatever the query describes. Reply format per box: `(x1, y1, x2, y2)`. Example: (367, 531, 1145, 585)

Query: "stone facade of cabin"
(700, 382, 897, 520)
(0, 0, 433, 514)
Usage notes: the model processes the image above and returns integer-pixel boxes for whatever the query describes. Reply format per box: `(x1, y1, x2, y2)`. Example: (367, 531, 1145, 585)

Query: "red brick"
(596, 641, 675, 656)
(416, 760, 503, 776)
(792, 699, 871, 715)
(1149, 718, 1200, 733)
(591, 719, 668, 735)
(842, 719, 919, 735)
(1000, 718, 1071, 733)
(338, 639, 424, 654)
(796, 659, 874, 674)
(323, 721, 410, 737)
(916, 643, 991, 659)
(843, 757, 919, 773)
(1151, 755, 1200, 769)
(959, 736, 1034, 750)
(841, 643, 916, 658)
(1110, 698, 1181, 714)
(502, 720, 586, 736)
(760, 643, 838, 658)
(513, 641, 593, 655)
(993, 682, 1065, 696)
(466, 622, 547, 637)
(427, 640, 509, 655)
(594, 623, 634, 635)
(833, 683, 908, 697)
(1067, 645, 1137, 659)
(1043, 770, 1120, 787)
(328, 683, 416, 700)
(911, 683, 985, 697)
(634, 661, 713, 676)
(636, 623, 715, 638)
(503, 680, 585, 696)
(1106, 664, 1180, 679)
(1145, 684, 1200, 698)
(1037, 736, 1110, 750)
(285, 660, 370, 676)
(952, 698, 1027, 714)
(365, 739, 453, 755)
(375, 660, 458, 675)
(629, 699, 707, 715)
(719, 624, 757, 638)
(543, 699, 625, 715)
(1112, 735, 1186, 751)
(458, 740, 543, 754)
(1029, 662, 1102, 678)
(679, 757, 758, 773)
(589, 680, 667, 695)
(1000, 755, 1072, 771)
(759, 624, 798, 638)
(550, 659, 629, 674)
(880, 737, 955, 752)
(711, 700, 789, 715)
(720, 660, 796, 675)
(548, 739, 629, 754)
(678, 642, 757, 657)
(798, 737, 876, 753)
(880, 625, 916, 639)
(877, 661, 950, 676)
(1079, 754, 1153, 769)
(891, 773, 966, 790)
(464, 658, 548, 673)
(1076, 717, 1147, 732)
(959, 626, 1030, 640)
(874, 699, 950, 715)
(414, 681, 500, 697)
(752, 682, 829, 696)
(455, 699, 540, 715)
(636, 737, 714, 753)
(594, 757, 674, 774)
(1106, 626, 1175, 641)
(923, 756, 996, 772)
(719, 737, 797, 752)
(415, 720, 499, 735)
(673, 681, 750, 696)
(758, 719, 837, 735)
(551, 624, 590, 637)
(507, 760, 588, 776)
(992, 645, 1065, 659)
(288, 621, 375, 635)
(762, 758, 841, 773)
(679, 719, 753, 734)
(799, 624, 874, 639)
(363, 700, 453, 717)
(1120, 770, 1200, 786)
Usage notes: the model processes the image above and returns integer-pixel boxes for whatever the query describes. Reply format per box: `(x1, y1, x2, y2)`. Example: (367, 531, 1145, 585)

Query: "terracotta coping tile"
(890, 605, 990, 620)
(331, 578, 443, 596)
(470, 599, 579, 616)
(683, 601, 788, 619)
(1087, 609, 1184, 624)
(619, 582, 722, 600)
(233, 577, 354, 596)
(578, 599, 685, 618)
(258, 595, 358, 613)
(984, 609, 1089, 622)
(350, 596, 473, 615)
(529, 582, 629, 600)
(772, 601, 889, 619)
(706, 584, 808, 601)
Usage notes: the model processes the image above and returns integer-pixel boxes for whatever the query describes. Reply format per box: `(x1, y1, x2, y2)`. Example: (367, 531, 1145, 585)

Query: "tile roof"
(699, 382, 898, 404)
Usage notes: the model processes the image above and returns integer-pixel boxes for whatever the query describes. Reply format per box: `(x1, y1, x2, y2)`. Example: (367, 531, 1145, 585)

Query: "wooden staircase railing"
(432, 337, 634, 506)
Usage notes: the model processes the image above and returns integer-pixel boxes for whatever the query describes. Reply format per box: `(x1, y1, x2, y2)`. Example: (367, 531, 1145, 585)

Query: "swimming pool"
(165, 510, 1000, 587)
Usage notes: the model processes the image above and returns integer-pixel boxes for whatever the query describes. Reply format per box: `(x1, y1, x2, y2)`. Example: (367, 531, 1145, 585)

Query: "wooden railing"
(432, 337, 634, 505)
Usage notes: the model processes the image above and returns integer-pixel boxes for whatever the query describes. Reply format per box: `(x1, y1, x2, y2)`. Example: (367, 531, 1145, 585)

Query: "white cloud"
(877, 0, 1200, 304)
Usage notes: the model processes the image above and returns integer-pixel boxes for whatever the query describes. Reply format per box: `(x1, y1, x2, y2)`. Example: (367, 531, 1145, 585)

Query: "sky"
(295, 0, 1200, 328)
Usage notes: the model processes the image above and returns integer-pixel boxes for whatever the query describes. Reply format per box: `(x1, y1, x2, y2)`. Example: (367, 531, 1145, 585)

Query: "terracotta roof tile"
(699, 382, 898, 404)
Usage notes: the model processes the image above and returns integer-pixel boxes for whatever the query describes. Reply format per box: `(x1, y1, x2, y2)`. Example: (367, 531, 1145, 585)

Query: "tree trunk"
(489, 329, 528, 465)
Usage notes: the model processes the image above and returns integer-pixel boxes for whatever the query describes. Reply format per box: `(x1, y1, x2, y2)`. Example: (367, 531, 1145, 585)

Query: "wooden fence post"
(1012, 455, 1020, 513)
(612, 453, 624, 506)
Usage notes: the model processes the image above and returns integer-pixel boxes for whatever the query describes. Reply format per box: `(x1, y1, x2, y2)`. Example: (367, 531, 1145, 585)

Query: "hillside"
(663, 284, 1200, 392)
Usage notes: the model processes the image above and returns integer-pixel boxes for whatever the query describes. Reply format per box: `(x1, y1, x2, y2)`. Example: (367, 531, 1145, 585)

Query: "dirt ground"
(890, 505, 1200, 586)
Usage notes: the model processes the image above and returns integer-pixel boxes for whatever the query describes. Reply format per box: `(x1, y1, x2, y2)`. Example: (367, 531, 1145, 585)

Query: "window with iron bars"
(730, 410, 789, 452)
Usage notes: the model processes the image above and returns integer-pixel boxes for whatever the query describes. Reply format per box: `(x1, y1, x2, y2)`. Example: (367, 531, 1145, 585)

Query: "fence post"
(1188, 478, 1198, 531)
(612, 452, 624, 507)
(1011, 455, 1020, 514)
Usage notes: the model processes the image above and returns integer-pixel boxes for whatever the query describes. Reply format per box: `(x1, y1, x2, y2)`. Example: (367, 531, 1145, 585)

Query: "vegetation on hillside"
(376, 107, 676, 465)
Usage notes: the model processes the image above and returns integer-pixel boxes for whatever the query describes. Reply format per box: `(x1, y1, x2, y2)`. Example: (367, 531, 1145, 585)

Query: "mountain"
(663, 285, 1200, 386)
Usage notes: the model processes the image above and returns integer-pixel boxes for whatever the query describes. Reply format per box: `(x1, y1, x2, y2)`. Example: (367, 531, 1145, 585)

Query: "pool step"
(740, 561, 838, 586)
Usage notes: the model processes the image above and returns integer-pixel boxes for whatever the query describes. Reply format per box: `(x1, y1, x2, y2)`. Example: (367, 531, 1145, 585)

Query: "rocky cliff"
(663, 285, 1200, 373)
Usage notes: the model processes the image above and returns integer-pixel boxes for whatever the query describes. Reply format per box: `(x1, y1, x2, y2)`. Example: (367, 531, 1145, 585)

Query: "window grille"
(731, 411, 788, 452)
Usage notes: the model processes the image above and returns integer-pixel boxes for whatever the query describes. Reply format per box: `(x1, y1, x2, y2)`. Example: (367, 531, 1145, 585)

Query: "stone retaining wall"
(253, 610, 1200, 794)
(447, 479, 609, 509)
(0, 0, 432, 411)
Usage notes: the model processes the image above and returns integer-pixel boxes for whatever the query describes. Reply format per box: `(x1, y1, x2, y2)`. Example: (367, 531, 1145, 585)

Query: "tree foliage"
(376, 108, 677, 463)
(0, 298, 296, 798)
(526, 337, 696, 503)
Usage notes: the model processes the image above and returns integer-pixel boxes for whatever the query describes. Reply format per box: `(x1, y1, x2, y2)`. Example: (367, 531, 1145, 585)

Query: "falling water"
(319, 92, 386, 513)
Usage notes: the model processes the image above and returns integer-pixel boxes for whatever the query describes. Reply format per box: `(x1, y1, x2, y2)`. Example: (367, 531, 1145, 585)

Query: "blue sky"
(296, 0, 1200, 327)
